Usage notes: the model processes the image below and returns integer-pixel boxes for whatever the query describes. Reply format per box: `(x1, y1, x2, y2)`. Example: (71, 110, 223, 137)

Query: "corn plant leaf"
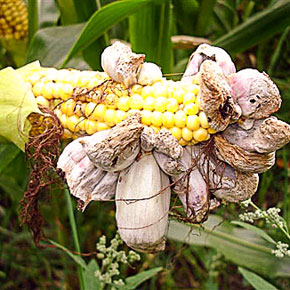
(214, 1, 290, 54)
(167, 215, 290, 278)
(83, 259, 101, 290)
(129, 0, 173, 73)
(26, 23, 90, 69)
(238, 267, 278, 290)
(114, 267, 163, 289)
(0, 66, 41, 151)
(61, 0, 156, 67)
(231, 221, 276, 245)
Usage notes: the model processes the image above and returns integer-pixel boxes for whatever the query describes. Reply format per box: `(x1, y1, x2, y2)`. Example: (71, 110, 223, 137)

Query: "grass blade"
(214, 1, 290, 54)
(239, 267, 278, 290)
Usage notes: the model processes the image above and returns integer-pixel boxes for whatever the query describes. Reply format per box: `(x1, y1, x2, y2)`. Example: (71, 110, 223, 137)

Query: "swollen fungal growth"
(19, 42, 290, 253)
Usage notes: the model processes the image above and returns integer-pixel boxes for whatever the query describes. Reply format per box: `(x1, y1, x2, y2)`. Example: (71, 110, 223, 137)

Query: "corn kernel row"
(0, 0, 28, 40)
(24, 67, 216, 146)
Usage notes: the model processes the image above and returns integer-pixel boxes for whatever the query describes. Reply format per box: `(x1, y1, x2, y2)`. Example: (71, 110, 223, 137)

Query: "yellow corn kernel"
(131, 84, 142, 94)
(174, 111, 187, 128)
(184, 103, 199, 115)
(141, 85, 154, 98)
(84, 102, 97, 119)
(141, 110, 152, 126)
(67, 115, 81, 133)
(60, 99, 73, 116)
(162, 111, 175, 128)
(143, 96, 155, 111)
(208, 127, 217, 134)
(85, 119, 98, 135)
(78, 117, 86, 132)
(115, 110, 127, 123)
(187, 115, 200, 131)
(193, 127, 208, 142)
(150, 125, 160, 133)
(60, 114, 68, 129)
(154, 96, 168, 113)
(199, 111, 209, 128)
(173, 88, 185, 104)
(36, 95, 50, 107)
(152, 82, 168, 98)
(129, 94, 143, 110)
(166, 98, 179, 113)
(96, 121, 110, 131)
(182, 127, 193, 141)
(92, 104, 107, 122)
(151, 111, 163, 127)
(62, 129, 74, 139)
(169, 127, 182, 140)
(32, 82, 44, 96)
(183, 92, 195, 105)
(117, 96, 130, 111)
(54, 109, 62, 120)
(179, 138, 188, 146)
(104, 109, 116, 126)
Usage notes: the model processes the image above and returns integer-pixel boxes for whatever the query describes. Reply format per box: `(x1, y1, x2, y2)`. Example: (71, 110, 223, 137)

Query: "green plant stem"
(282, 148, 289, 225)
(64, 188, 85, 290)
(249, 201, 290, 242)
(27, 0, 39, 42)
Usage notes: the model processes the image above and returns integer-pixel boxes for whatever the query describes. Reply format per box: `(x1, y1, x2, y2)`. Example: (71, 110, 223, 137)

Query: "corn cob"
(0, 0, 28, 40)
(24, 67, 217, 146)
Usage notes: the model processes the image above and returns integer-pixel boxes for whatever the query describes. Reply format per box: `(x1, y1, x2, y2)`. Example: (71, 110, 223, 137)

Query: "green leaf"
(195, 0, 217, 36)
(129, 0, 173, 73)
(0, 144, 20, 176)
(83, 259, 101, 290)
(117, 267, 163, 290)
(48, 239, 87, 270)
(167, 215, 290, 278)
(72, 0, 97, 22)
(231, 221, 276, 244)
(0, 66, 41, 150)
(239, 267, 278, 290)
(27, 0, 39, 42)
(214, 1, 290, 54)
(26, 24, 90, 69)
(61, 0, 153, 67)
(56, 0, 79, 25)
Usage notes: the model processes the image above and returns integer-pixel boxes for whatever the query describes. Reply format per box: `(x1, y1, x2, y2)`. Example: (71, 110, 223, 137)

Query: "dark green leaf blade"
(129, 0, 173, 73)
(239, 267, 278, 290)
(26, 24, 89, 69)
(214, 1, 290, 54)
(61, 0, 153, 67)
(167, 215, 290, 278)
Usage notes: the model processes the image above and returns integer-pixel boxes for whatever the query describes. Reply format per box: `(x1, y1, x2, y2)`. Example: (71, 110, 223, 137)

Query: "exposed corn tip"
(0, 0, 28, 40)
(24, 67, 216, 146)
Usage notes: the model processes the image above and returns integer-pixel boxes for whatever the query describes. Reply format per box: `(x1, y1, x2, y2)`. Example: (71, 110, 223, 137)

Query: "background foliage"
(1, 0, 290, 289)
